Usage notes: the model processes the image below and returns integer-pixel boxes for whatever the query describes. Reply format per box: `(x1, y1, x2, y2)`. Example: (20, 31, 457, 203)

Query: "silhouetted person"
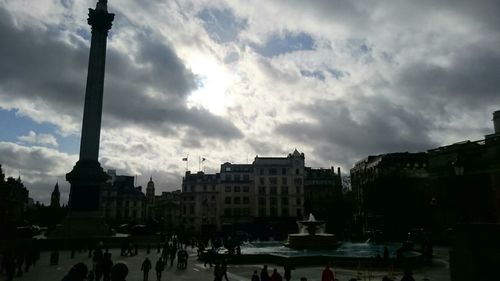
(321, 264, 334, 281)
(102, 253, 113, 281)
(3, 251, 15, 281)
(16, 254, 24, 277)
(111, 263, 128, 281)
(221, 260, 229, 281)
(169, 245, 176, 266)
(214, 263, 224, 281)
(252, 270, 260, 281)
(284, 263, 294, 281)
(155, 258, 164, 281)
(270, 268, 282, 281)
(134, 244, 138, 256)
(300, 278, 307, 281)
(400, 269, 415, 281)
(383, 246, 389, 260)
(261, 265, 269, 281)
(61, 262, 88, 281)
(141, 257, 152, 281)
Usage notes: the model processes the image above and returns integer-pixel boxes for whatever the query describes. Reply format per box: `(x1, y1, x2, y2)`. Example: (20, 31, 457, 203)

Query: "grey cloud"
(0, 7, 242, 140)
(395, 44, 500, 110)
(276, 98, 438, 166)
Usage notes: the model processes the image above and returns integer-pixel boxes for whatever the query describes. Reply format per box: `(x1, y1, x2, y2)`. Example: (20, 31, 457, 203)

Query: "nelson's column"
(52, 0, 114, 237)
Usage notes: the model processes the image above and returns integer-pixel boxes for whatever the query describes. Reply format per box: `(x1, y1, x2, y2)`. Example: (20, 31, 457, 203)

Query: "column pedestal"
(50, 160, 112, 238)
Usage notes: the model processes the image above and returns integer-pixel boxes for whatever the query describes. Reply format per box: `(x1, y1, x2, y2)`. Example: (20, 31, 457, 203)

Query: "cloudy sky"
(1, 0, 499, 204)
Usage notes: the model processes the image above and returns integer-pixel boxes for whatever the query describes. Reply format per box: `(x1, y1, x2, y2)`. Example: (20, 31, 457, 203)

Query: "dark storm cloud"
(0, 7, 242, 140)
(276, 98, 438, 166)
(395, 44, 500, 110)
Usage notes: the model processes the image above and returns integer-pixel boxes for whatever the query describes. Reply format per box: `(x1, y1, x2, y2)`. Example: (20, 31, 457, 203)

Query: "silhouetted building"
(428, 110, 500, 227)
(181, 171, 220, 234)
(180, 150, 335, 238)
(304, 167, 343, 233)
(219, 163, 254, 234)
(100, 170, 146, 224)
(146, 177, 155, 219)
(350, 152, 429, 237)
(50, 182, 61, 208)
(151, 190, 181, 232)
(0, 165, 30, 238)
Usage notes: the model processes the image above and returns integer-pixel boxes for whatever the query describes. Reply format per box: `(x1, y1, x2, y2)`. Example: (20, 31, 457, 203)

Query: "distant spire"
(54, 182, 60, 193)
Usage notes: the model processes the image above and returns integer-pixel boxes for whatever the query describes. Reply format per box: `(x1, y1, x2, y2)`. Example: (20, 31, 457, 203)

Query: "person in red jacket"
(321, 264, 334, 281)
(270, 268, 283, 281)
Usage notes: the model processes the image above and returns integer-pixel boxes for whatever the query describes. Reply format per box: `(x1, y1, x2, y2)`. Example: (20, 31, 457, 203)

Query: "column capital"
(88, 8, 115, 34)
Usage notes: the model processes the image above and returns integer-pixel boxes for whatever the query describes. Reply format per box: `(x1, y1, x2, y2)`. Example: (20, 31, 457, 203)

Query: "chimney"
(337, 167, 341, 176)
(494, 110, 500, 134)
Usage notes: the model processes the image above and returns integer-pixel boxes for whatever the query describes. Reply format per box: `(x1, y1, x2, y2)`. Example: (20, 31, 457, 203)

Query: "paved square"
(4, 247, 450, 281)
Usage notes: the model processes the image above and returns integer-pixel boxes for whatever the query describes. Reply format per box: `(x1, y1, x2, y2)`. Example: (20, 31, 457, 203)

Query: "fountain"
(286, 213, 338, 248)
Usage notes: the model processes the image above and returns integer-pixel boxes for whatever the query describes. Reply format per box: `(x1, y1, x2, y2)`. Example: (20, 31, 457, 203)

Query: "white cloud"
(18, 130, 59, 147)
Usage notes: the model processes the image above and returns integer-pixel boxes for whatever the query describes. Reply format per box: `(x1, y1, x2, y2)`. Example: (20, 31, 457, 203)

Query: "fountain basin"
(287, 233, 339, 248)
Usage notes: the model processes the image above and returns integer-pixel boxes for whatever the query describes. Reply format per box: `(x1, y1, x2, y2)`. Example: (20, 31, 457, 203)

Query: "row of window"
(224, 196, 250, 204)
(224, 186, 250, 192)
(223, 174, 251, 181)
(258, 186, 302, 194)
(258, 177, 303, 185)
(224, 208, 251, 217)
(257, 208, 302, 217)
(258, 197, 301, 205)
(257, 168, 302, 175)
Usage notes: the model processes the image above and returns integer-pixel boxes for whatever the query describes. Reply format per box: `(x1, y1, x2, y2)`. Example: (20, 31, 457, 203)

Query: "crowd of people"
(0, 242, 41, 281)
(0, 235, 419, 281)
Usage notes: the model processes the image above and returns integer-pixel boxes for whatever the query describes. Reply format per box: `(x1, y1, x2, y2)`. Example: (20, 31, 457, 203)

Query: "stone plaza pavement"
(1, 247, 450, 281)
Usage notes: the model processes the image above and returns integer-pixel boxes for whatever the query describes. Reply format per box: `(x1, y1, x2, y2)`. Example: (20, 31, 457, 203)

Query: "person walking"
(221, 260, 229, 281)
(321, 264, 334, 281)
(284, 263, 294, 281)
(251, 270, 260, 281)
(270, 268, 283, 281)
(214, 263, 224, 281)
(141, 257, 152, 281)
(102, 253, 113, 281)
(260, 265, 269, 281)
(155, 258, 164, 281)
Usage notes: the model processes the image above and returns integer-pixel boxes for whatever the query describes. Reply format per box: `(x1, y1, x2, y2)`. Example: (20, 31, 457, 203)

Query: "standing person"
(214, 263, 223, 281)
(111, 263, 128, 281)
(284, 263, 294, 281)
(321, 264, 334, 281)
(169, 245, 177, 267)
(155, 258, 164, 281)
(141, 257, 152, 281)
(102, 253, 113, 281)
(260, 265, 269, 281)
(221, 260, 229, 281)
(251, 270, 260, 281)
(270, 268, 283, 281)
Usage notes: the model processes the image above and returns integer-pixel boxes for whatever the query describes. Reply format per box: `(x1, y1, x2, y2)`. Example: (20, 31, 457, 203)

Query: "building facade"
(350, 152, 429, 237)
(179, 150, 338, 238)
(0, 165, 30, 239)
(100, 170, 146, 225)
